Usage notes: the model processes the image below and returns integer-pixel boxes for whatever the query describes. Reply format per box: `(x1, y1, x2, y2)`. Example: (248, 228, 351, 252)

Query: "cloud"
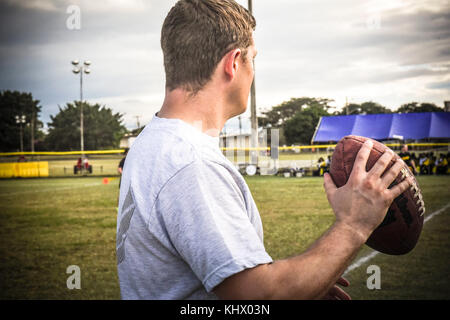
(427, 81, 450, 90)
(0, 0, 448, 132)
(251, 0, 450, 114)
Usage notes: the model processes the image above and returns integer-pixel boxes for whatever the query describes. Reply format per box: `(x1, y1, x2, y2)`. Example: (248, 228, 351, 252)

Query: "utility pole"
(238, 115, 242, 135)
(134, 115, 141, 130)
(248, 0, 258, 164)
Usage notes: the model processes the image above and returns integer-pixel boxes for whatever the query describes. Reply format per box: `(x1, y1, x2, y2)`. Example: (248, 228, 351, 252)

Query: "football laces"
(400, 167, 425, 217)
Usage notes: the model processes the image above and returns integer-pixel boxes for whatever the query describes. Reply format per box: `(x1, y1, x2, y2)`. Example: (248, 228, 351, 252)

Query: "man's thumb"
(323, 172, 337, 195)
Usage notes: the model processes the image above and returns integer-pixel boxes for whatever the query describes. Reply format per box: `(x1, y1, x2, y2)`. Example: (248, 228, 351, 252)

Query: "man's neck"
(157, 88, 228, 137)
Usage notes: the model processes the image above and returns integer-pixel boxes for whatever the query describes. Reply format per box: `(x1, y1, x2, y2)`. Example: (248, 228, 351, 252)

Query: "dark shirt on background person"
(118, 150, 128, 189)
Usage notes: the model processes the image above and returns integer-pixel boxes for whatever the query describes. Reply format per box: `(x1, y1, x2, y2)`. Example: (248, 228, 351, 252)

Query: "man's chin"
(231, 105, 248, 118)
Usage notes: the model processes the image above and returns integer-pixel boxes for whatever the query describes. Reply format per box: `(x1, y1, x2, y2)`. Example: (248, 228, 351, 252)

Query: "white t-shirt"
(116, 114, 273, 299)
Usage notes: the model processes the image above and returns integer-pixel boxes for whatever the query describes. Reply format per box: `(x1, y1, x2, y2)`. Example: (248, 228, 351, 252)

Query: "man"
(116, 0, 413, 300)
(399, 144, 418, 175)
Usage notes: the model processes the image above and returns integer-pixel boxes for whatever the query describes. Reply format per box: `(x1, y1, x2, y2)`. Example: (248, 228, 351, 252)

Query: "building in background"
(219, 133, 251, 150)
(119, 134, 137, 149)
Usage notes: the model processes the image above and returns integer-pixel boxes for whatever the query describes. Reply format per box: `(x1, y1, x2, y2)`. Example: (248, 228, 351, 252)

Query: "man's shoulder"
(128, 126, 199, 174)
(123, 119, 239, 200)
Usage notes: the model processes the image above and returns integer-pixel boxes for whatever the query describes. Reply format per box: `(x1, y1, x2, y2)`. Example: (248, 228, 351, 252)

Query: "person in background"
(118, 149, 129, 188)
(83, 156, 89, 171)
(398, 144, 418, 175)
(419, 153, 428, 175)
(315, 157, 327, 176)
(76, 157, 82, 171)
(118, 149, 129, 176)
(325, 155, 331, 173)
(420, 152, 434, 175)
(436, 153, 448, 175)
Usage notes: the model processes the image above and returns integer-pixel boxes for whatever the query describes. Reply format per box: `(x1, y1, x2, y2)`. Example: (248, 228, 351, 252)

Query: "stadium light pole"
(15, 114, 26, 152)
(72, 60, 91, 153)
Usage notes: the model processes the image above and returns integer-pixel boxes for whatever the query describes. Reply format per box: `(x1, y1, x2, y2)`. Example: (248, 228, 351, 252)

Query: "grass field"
(0, 175, 448, 299)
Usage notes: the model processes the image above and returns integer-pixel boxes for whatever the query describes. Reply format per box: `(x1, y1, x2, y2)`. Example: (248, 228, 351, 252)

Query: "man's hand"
(324, 140, 414, 241)
(321, 277, 351, 300)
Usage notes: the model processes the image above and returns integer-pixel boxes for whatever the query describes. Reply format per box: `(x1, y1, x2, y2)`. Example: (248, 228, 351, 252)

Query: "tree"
(283, 103, 330, 145)
(259, 97, 334, 128)
(396, 102, 443, 113)
(338, 101, 391, 115)
(0, 90, 44, 152)
(45, 101, 127, 151)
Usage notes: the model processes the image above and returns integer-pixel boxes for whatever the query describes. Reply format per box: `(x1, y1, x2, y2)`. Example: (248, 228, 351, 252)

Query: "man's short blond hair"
(161, 0, 256, 94)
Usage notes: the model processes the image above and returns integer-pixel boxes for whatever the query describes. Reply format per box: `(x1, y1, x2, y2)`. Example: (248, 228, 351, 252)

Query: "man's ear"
(223, 48, 241, 80)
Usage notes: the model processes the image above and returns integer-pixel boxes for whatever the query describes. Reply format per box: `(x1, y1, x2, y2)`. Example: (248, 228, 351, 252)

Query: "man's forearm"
(265, 221, 367, 299)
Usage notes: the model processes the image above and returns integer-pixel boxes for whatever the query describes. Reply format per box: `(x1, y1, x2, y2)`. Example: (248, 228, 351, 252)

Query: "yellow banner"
(0, 162, 49, 178)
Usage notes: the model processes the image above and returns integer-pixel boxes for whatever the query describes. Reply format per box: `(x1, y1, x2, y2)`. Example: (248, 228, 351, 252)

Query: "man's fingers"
(381, 159, 404, 188)
(323, 173, 337, 196)
(389, 176, 414, 200)
(337, 277, 350, 287)
(351, 140, 373, 177)
(328, 285, 352, 300)
(321, 279, 351, 300)
(369, 150, 395, 179)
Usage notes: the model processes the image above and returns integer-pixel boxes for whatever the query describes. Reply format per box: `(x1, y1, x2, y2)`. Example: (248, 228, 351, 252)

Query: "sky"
(0, 0, 449, 133)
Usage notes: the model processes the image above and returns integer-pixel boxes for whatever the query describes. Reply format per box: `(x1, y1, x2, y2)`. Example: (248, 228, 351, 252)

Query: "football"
(329, 135, 425, 255)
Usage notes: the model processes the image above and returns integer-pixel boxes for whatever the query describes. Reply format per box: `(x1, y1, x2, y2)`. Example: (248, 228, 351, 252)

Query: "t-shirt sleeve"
(154, 159, 273, 293)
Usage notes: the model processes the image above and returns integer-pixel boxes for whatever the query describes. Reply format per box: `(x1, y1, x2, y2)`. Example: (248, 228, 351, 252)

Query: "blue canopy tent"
(312, 112, 450, 143)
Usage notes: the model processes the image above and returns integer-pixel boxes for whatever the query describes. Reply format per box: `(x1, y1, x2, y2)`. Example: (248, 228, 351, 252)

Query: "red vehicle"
(74, 157, 92, 174)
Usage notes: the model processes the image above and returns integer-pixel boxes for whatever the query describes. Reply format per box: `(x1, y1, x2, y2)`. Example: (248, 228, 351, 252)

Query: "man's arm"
(214, 140, 413, 299)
